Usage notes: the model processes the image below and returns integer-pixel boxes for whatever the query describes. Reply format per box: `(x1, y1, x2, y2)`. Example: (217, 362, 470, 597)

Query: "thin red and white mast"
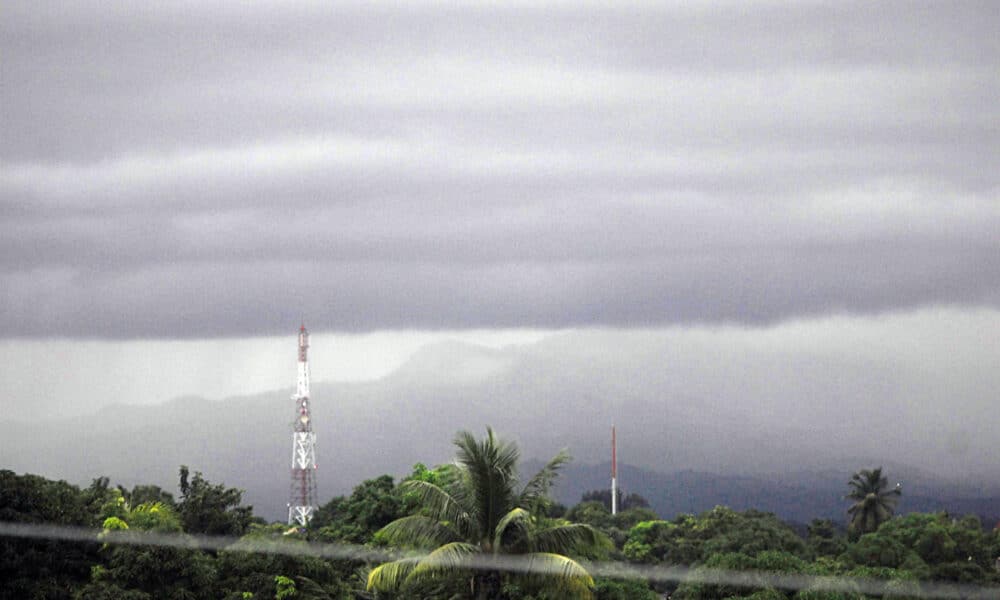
(611, 424, 618, 516)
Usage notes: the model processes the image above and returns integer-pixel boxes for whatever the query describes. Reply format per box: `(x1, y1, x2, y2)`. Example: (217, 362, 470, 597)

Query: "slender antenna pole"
(611, 425, 618, 516)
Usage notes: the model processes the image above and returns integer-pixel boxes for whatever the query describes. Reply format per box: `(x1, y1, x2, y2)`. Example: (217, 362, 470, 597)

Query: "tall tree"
(77, 487, 217, 599)
(311, 475, 405, 544)
(846, 467, 901, 537)
(177, 466, 254, 537)
(366, 428, 609, 599)
(0, 470, 97, 598)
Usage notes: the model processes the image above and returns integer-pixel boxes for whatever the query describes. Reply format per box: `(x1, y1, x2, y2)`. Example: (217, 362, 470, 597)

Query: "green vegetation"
(845, 468, 901, 538)
(367, 429, 609, 599)
(2, 446, 999, 599)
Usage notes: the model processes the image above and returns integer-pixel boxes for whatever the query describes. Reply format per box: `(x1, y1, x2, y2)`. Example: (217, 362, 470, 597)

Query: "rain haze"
(1, 1, 999, 493)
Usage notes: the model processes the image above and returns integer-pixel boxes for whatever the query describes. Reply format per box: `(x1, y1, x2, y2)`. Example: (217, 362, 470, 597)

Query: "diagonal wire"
(1, 521, 998, 599)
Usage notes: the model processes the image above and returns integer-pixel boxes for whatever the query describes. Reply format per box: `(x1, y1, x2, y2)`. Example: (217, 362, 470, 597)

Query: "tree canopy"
(366, 428, 610, 599)
(845, 468, 901, 538)
(2, 451, 999, 599)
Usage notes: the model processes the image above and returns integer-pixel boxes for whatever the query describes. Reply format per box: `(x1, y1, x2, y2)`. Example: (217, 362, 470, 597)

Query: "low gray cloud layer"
(2, 1, 998, 338)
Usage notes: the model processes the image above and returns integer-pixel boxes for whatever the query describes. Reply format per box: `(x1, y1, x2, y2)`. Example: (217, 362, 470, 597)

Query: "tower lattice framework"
(288, 324, 318, 526)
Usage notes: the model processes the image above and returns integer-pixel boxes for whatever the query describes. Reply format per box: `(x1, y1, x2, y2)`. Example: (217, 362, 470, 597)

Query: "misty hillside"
(2, 333, 997, 521)
(543, 462, 1000, 526)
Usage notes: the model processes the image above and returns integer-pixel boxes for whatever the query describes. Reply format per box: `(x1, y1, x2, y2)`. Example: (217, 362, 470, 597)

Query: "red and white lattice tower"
(288, 324, 318, 526)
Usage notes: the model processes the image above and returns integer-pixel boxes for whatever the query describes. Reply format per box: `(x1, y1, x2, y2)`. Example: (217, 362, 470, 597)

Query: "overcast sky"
(3, 0, 998, 340)
(2, 2, 999, 430)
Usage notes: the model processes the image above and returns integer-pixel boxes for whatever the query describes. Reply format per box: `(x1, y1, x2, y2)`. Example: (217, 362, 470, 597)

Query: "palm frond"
(521, 552, 595, 596)
(366, 557, 420, 592)
(295, 575, 333, 600)
(376, 515, 462, 549)
(455, 428, 519, 541)
(532, 523, 610, 554)
(538, 572, 596, 600)
(846, 467, 901, 534)
(410, 542, 479, 580)
(400, 479, 472, 536)
(493, 507, 531, 551)
(520, 449, 570, 507)
(552, 575, 595, 600)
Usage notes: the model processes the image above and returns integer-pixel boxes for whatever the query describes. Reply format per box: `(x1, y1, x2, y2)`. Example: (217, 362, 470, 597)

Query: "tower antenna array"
(288, 324, 318, 526)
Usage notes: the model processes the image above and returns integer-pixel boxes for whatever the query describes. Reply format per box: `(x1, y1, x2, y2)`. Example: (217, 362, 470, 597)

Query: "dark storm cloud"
(1, 1, 998, 338)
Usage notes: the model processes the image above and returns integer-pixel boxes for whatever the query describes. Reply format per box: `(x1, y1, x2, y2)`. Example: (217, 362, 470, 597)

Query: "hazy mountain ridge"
(2, 333, 997, 521)
(541, 462, 1000, 526)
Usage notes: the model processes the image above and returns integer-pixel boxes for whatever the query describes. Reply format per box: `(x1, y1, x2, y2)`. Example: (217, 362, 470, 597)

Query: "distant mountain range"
(2, 334, 997, 523)
(544, 462, 1000, 526)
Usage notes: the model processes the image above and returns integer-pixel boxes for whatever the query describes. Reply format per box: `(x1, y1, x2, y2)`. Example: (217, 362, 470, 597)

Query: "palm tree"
(367, 428, 609, 599)
(846, 467, 901, 536)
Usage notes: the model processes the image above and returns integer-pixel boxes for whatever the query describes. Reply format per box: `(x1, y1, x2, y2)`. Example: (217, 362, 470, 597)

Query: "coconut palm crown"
(846, 467, 901, 536)
(366, 428, 609, 599)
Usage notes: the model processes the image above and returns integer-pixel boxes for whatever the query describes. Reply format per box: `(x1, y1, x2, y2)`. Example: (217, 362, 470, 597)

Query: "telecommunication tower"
(288, 324, 318, 526)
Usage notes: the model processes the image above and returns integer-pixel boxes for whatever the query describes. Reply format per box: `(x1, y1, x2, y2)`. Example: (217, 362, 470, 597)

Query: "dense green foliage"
(366, 429, 611, 599)
(177, 466, 256, 537)
(620, 507, 806, 565)
(2, 457, 999, 600)
(312, 474, 405, 544)
(0, 470, 99, 599)
(580, 489, 650, 512)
